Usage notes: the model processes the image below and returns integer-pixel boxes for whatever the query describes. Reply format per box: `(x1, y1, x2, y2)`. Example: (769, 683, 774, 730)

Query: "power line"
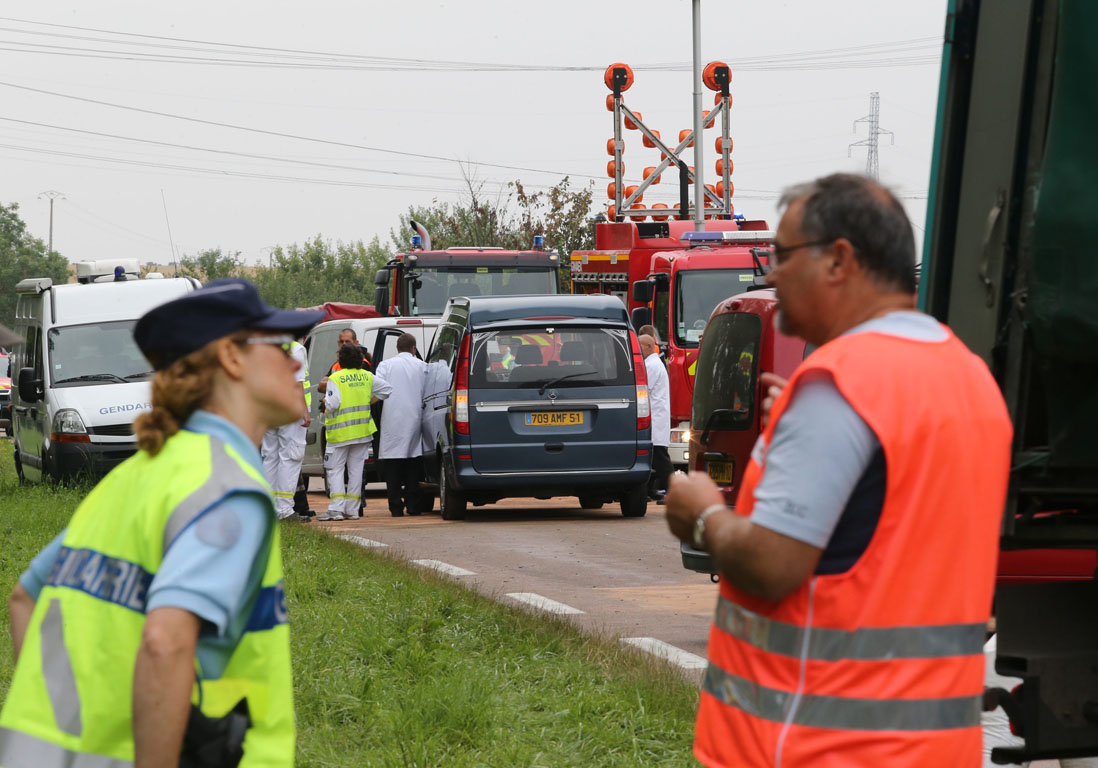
(0, 80, 603, 180)
(0, 17, 940, 71)
(0, 142, 470, 192)
(0, 115, 480, 183)
(0, 40, 939, 72)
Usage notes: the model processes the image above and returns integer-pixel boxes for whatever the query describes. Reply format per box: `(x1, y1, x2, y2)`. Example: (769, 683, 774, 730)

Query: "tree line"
(0, 177, 594, 329)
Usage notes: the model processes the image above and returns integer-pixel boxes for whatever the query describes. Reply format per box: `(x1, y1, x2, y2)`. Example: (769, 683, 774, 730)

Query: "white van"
(11, 260, 200, 483)
(301, 316, 439, 486)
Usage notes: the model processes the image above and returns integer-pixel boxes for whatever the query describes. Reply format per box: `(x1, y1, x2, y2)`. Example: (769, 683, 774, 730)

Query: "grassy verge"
(0, 441, 700, 767)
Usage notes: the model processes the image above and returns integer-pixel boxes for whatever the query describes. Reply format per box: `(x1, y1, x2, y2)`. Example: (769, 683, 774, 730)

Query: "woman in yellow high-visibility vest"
(1, 278, 322, 768)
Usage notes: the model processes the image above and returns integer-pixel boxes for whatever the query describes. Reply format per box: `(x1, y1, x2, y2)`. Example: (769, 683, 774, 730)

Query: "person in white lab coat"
(261, 336, 312, 520)
(374, 333, 428, 516)
(640, 334, 671, 501)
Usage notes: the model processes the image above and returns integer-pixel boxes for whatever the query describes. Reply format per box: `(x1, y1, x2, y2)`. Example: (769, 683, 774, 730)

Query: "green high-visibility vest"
(0, 431, 294, 768)
(292, 340, 311, 409)
(324, 368, 376, 445)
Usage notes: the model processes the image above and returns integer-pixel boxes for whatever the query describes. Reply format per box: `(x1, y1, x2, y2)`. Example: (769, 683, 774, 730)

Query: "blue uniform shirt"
(20, 410, 272, 678)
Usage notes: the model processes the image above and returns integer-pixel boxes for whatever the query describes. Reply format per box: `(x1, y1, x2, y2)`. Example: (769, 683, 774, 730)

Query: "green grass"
(0, 440, 700, 766)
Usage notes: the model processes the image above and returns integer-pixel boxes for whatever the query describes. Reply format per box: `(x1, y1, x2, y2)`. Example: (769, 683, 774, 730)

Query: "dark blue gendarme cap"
(134, 278, 325, 370)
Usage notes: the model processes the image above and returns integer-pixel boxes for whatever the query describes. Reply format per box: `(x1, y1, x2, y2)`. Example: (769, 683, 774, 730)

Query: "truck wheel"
(440, 463, 467, 521)
(620, 482, 649, 518)
(578, 495, 604, 510)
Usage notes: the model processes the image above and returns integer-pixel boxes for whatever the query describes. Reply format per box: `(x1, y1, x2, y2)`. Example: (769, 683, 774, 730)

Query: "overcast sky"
(1, 0, 947, 268)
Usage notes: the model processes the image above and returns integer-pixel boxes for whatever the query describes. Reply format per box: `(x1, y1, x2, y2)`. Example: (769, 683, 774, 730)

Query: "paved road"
(302, 482, 718, 675)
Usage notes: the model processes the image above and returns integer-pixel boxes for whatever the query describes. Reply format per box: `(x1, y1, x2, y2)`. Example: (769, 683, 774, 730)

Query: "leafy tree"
(179, 248, 243, 282)
(252, 235, 392, 309)
(0, 202, 69, 329)
(514, 177, 594, 291)
(390, 175, 595, 292)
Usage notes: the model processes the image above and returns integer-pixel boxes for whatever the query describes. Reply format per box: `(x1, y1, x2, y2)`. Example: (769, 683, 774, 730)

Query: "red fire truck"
(374, 238, 563, 317)
(572, 221, 773, 468)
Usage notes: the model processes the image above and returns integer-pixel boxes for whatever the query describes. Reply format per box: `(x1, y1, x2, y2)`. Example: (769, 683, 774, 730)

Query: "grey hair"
(778, 173, 916, 294)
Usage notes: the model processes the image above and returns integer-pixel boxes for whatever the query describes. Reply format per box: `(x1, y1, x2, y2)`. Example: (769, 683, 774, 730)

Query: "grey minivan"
(421, 294, 653, 519)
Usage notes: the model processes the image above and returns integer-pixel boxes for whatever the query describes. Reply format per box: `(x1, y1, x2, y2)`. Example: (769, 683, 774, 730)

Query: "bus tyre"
(440, 463, 467, 521)
(620, 482, 649, 517)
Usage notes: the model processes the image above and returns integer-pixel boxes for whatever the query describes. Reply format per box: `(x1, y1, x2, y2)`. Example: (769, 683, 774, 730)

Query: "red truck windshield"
(412, 267, 558, 315)
(674, 268, 754, 347)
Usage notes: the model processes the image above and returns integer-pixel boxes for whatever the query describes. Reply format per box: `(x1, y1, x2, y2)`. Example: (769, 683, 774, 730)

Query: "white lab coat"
(644, 352, 671, 447)
(374, 352, 428, 459)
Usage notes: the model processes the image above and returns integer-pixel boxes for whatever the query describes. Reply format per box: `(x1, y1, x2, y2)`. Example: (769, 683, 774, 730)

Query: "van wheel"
(620, 482, 649, 518)
(578, 495, 604, 510)
(440, 464, 467, 521)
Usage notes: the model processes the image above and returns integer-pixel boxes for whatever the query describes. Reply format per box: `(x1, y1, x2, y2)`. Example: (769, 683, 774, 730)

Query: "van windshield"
(48, 321, 152, 387)
(469, 327, 633, 389)
(691, 312, 761, 433)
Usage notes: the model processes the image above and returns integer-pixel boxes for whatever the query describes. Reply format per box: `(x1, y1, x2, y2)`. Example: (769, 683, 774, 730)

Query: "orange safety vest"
(695, 326, 1013, 768)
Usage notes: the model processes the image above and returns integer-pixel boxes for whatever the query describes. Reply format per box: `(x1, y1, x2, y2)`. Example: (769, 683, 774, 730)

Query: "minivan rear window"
(469, 328, 633, 389)
(691, 313, 761, 432)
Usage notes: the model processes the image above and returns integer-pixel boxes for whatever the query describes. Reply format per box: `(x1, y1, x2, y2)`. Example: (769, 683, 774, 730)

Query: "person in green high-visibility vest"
(1, 278, 323, 768)
(319, 343, 391, 521)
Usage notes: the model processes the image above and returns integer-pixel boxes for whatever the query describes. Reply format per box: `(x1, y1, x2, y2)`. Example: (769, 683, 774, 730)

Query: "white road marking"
(338, 535, 388, 548)
(505, 593, 584, 615)
(412, 559, 476, 577)
(622, 637, 708, 670)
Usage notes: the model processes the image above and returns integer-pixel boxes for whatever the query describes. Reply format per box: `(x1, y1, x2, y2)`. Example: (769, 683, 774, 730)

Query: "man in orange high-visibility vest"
(666, 173, 1012, 768)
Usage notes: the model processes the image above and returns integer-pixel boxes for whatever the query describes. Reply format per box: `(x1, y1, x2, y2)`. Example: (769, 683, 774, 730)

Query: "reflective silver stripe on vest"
(702, 661, 982, 732)
(0, 726, 132, 768)
(162, 437, 269, 552)
(714, 595, 985, 661)
(328, 404, 373, 419)
(327, 417, 374, 430)
(40, 599, 82, 737)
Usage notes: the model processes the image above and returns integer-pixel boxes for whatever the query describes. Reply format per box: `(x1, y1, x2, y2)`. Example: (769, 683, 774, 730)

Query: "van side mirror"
(17, 367, 42, 403)
(631, 307, 652, 329)
(632, 280, 653, 303)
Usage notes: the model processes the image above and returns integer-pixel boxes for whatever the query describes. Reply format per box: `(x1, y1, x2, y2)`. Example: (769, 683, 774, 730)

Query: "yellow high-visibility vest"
(0, 430, 294, 767)
(324, 368, 376, 445)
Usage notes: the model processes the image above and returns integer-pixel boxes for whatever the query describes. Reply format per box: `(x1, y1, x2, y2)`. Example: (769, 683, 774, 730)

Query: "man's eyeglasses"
(239, 335, 295, 357)
(771, 239, 835, 261)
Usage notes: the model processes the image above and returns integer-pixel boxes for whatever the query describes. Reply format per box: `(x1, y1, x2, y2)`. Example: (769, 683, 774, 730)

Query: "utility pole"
(160, 189, 178, 277)
(691, 0, 705, 231)
(849, 92, 894, 180)
(38, 190, 64, 254)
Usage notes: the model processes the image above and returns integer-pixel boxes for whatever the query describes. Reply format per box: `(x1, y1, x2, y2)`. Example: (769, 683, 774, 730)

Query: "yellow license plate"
(525, 411, 584, 426)
(706, 460, 733, 484)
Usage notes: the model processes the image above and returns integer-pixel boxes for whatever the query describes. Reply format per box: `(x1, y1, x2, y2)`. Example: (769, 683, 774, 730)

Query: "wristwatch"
(693, 504, 725, 550)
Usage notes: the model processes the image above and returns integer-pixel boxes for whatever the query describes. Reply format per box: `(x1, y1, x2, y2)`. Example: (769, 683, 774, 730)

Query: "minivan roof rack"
(16, 278, 52, 294)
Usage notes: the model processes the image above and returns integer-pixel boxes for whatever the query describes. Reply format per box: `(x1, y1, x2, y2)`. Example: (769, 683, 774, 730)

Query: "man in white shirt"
(261, 336, 311, 520)
(374, 333, 429, 516)
(639, 334, 671, 502)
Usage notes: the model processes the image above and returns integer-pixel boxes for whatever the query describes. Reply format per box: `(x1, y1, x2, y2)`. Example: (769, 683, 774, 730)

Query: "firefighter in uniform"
(0, 278, 323, 768)
(665, 174, 1013, 767)
(261, 338, 311, 520)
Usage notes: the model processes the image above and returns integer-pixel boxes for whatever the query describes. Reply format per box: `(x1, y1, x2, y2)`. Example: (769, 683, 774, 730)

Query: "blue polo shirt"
(20, 410, 271, 678)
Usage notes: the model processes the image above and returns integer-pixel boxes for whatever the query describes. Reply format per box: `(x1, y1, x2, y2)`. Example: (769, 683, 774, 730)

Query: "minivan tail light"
(630, 331, 651, 431)
(454, 334, 471, 435)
